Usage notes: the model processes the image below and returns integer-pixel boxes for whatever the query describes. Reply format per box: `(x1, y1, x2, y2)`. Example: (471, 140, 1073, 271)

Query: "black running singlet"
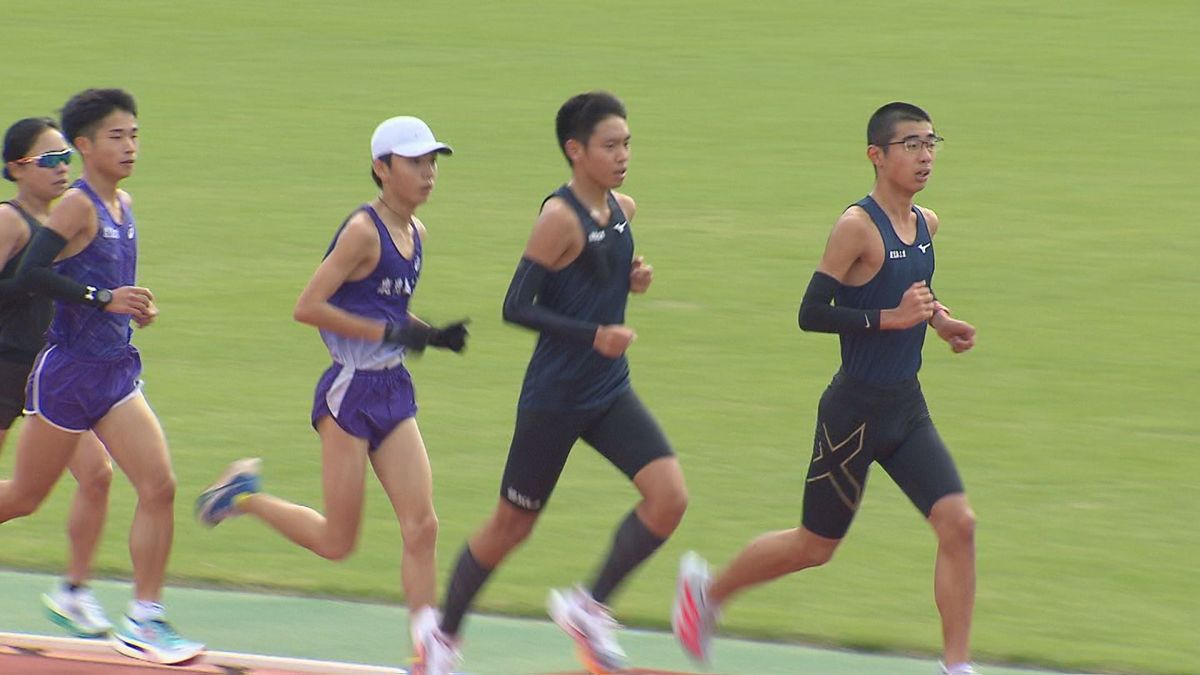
(0, 201, 53, 364)
(518, 186, 633, 411)
(834, 195, 935, 385)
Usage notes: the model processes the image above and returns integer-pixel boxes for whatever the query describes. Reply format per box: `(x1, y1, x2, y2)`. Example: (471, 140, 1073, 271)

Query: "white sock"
(128, 600, 165, 622)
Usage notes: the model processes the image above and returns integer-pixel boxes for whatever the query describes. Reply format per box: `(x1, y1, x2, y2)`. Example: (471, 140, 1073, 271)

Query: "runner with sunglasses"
(671, 102, 980, 675)
(1, 117, 116, 639)
(1, 89, 204, 665)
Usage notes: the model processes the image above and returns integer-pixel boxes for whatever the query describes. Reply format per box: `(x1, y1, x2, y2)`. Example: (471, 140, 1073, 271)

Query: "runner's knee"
(4, 491, 45, 519)
(934, 504, 976, 547)
(317, 532, 359, 561)
(489, 506, 537, 548)
(76, 461, 114, 500)
(400, 510, 439, 552)
(133, 471, 176, 508)
(642, 483, 688, 533)
(791, 528, 839, 570)
(803, 545, 837, 568)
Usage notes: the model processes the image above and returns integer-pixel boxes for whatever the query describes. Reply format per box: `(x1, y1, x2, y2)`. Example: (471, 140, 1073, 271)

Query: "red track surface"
(0, 635, 404, 674)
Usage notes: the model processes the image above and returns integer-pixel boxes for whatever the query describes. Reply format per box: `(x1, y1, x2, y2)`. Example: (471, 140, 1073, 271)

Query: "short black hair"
(61, 88, 138, 147)
(3, 117, 60, 182)
(370, 154, 394, 188)
(867, 102, 932, 148)
(556, 91, 626, 165)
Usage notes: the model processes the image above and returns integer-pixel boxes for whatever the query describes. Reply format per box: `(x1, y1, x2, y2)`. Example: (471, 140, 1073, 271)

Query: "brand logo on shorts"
(506, 487, 541, 510)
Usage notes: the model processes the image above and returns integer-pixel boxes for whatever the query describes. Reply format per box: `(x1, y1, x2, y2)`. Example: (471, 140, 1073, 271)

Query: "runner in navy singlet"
(436, 91, 688, 675)
(672, 103, 982, 675)
(0, 89, 204, 665)
(195, 115, 468, 674)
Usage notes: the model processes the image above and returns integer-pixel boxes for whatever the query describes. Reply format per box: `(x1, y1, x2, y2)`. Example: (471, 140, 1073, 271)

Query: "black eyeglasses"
(885, 135, 944, 153)
(13, 148, 74, 169)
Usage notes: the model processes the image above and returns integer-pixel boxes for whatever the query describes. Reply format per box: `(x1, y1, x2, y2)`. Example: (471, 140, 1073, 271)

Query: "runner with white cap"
(196, 115, 467, 674)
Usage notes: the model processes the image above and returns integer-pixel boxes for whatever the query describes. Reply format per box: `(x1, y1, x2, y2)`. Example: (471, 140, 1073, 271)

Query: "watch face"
(97, 289, 113, 305)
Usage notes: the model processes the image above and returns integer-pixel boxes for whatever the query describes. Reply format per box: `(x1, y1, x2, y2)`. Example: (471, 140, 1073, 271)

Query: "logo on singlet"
(889, 250, 907, 259)
(377, 277, 414, 297)
(918, 243, 931, 253)
(588, 230, 606, 243)
(614, 221, 627, 233)
(102, 226, 120, 239)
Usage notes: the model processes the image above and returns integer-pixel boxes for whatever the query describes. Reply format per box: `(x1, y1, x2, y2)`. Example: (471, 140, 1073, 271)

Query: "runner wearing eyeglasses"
(672, 102, 981, 675)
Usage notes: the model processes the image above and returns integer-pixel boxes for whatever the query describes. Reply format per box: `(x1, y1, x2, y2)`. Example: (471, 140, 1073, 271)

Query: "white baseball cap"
(370, 116, 453, 159)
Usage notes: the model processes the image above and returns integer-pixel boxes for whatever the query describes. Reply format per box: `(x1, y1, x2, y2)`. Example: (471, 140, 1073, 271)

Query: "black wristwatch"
(85, 286, 113, 308)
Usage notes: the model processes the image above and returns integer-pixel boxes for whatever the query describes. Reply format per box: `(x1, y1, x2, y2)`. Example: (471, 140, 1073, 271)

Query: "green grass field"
(2, 2, 1198, 673)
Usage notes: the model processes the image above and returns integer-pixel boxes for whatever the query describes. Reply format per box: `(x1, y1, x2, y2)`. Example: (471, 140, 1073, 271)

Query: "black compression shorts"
(500, 389, 674, 512)
(802, 370, 965, 539)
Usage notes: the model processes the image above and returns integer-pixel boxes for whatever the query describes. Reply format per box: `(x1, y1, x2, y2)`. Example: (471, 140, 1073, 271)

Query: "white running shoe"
(43, 584, 113, 637)
(112, 613, 205, 665)
(410, 606, 461, 675)
(672, 551, 716, 664)
(548, 585, 627, 674)
(941, 662, 980, 674)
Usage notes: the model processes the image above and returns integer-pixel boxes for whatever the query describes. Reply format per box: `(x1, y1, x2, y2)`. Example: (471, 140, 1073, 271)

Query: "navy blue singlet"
(835, 195, 935, 385)
(519, 186, 633, 411)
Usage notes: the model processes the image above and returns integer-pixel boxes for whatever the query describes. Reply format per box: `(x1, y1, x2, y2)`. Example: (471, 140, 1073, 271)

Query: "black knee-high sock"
(589, 510, 666, 605)
(440, 544, 493, 636)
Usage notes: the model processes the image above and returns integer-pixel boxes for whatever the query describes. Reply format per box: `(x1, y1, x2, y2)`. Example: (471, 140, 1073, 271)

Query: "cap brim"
(390, 142, 453, 158)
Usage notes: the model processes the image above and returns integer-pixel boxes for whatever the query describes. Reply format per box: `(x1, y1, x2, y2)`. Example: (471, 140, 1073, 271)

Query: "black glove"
(383, 319, 469, 353)
(428, 319, 470, 353)
(383, 321, 434, 351)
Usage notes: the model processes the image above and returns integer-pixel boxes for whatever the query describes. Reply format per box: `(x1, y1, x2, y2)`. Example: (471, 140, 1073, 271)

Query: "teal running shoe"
(112, 614, 205, 664)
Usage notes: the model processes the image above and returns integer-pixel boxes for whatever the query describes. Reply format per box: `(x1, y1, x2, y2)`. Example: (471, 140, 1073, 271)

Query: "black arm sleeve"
(15, 228, 105, 305)
(797, 271, 881, 334)
(502, 257, 598, 345)
(0, 276, 25, 300)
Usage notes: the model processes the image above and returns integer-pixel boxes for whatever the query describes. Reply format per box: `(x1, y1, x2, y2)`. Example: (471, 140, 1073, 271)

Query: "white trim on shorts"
(325, 365, 357, 419)
(22, 345, 144, 433)
(22, 346, 86, 433)
(324, 353, 404, 419)
(107, 379, 145, 415)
